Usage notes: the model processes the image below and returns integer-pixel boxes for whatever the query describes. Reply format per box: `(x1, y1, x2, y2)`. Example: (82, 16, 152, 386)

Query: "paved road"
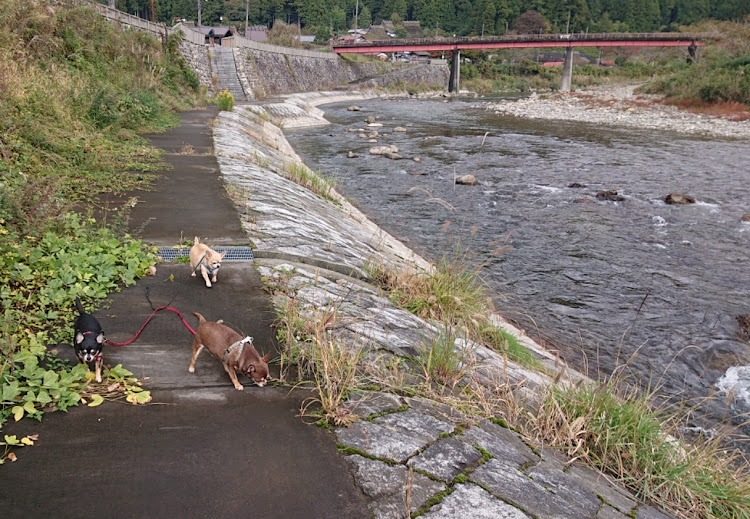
(0, 108, 370, 519)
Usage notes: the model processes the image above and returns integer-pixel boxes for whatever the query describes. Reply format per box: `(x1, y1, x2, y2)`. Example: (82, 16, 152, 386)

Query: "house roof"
(364, 26, 389, 41)
(403, 21, 422, 37)
(193, 26, 234, 37)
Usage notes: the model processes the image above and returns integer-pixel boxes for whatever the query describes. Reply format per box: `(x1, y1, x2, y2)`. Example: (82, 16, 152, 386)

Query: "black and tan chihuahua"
(73, 297, 105, 383)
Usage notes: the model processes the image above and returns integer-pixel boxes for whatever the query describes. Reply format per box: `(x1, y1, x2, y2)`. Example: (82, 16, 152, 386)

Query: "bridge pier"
(448, 49, 460, 94)
(560, 47, 573, 92)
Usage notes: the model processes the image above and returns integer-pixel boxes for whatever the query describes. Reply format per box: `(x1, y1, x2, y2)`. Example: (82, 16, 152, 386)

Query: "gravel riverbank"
(485, 84, 750, 139)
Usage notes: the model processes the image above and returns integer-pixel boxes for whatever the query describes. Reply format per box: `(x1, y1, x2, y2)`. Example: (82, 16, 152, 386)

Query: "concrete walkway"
(0, 108, 369, 518)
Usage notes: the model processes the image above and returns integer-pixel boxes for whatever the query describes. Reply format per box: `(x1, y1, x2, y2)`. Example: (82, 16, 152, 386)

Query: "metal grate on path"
(157, 246, 254, 261)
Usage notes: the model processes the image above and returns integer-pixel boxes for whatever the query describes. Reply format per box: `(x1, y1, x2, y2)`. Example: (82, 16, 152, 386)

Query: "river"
(284, 95, 750, 435)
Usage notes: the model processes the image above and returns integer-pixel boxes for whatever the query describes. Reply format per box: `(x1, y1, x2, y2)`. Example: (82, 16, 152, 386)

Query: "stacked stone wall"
(238, 48, 449, 98)
(178, 39, 214, 94)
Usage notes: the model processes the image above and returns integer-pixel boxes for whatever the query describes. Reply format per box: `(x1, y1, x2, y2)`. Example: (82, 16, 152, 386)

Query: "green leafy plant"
(0, 214, 157, 344)
(217, 89, 235, 111)
(1, 432, 38, 464)
(0, 213, 156, 434)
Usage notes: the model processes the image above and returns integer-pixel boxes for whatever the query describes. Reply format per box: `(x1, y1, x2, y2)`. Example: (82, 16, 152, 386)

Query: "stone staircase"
(209, 46, 246, 100)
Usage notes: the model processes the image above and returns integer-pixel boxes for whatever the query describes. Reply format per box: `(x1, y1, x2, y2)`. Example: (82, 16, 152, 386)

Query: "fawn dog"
(189, 237, 226, 288)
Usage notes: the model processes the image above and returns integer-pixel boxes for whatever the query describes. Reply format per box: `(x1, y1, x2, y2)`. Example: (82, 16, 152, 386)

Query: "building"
(402, 21, 423, 38)
(245, 25, 267, 42)
(193, 26, 234, 45)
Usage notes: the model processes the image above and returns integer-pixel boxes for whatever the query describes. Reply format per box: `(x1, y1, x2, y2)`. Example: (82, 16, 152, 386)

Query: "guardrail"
(171, 22, 207, 45)
(93, 3, 165, 36)
(96, 2, 336, 60)
(229, 34, 336, 59)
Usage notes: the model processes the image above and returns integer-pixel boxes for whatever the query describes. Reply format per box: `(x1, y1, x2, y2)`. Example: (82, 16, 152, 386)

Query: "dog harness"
(223, 336, 253, 363)
(199, 257, 219, 276)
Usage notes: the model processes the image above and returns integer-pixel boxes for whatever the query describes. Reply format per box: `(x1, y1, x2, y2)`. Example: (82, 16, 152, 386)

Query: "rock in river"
(456, 174, 477, 185)
(596, 189, 625, 202)
(665, 193, 696, 205)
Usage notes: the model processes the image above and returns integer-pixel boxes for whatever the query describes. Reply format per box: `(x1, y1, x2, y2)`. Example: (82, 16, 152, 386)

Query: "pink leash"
(106, 305, 196, 347)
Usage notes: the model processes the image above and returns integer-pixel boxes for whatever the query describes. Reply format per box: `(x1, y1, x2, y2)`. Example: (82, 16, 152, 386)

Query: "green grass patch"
(477, 323, 545, 372)
(532, 377, 750, 518)
(282, 161, 338, 203)
(413, 328, 467, 387)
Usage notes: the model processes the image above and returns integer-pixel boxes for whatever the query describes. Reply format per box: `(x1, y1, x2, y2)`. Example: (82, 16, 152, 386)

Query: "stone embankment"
(177, 31, 448, 99)
(486, 84, 750, 140)
(212, 92, 673, 519)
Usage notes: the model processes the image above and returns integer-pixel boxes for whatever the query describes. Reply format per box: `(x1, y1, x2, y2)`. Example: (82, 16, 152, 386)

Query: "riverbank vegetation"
(0, 0, 203, 445)
(268, 251, 750, 517)
(641, 20, 750, 108)
(461, 18, 750, 113)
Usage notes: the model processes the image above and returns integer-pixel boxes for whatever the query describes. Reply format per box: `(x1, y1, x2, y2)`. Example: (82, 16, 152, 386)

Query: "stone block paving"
(335, 391, 674, 519)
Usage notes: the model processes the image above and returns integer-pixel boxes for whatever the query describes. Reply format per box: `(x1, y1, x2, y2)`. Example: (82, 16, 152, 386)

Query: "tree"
(358, 6, 372, 28)
(673, 0, 711, 24)
(330, 7, 347, 31)
(512, 9, 547, 33)
(383, 0, 407, 21)
(409, 0, 430, 23)
(481, 2, 497, 35)
(259, 0, 286, 26)
(295, 0, 328, 27)
(314, 25, 331, 43)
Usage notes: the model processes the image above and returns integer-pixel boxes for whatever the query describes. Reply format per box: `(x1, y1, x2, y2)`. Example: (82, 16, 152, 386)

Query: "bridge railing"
(334, 32, 712, 48)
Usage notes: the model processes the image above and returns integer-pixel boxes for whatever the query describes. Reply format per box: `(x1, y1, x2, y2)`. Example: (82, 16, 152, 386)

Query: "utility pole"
(354, 0, 359, 33)
(536, 27, 541, 62)
(151, 0, 155, 22)
(566, 9, 571, 34)
(197, 0, 202, 27)
(245, 0, 249, 36)
(435, 21, 438, 38)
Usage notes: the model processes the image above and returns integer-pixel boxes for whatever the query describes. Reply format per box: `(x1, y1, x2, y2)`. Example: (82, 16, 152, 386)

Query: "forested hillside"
(115, 0, 748, 36)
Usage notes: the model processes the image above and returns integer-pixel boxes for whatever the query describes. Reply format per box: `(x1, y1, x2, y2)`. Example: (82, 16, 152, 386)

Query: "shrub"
(217, 89, 234, 111)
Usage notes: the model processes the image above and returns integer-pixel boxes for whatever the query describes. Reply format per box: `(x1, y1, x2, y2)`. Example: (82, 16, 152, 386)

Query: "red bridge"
(333, 33, 709, 93)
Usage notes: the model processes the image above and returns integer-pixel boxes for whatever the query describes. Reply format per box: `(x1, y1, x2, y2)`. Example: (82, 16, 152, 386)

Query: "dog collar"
(223, 336, 253, 363)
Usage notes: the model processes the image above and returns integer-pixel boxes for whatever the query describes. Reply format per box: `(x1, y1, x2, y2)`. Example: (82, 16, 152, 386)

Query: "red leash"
(106, 305, 196, 347)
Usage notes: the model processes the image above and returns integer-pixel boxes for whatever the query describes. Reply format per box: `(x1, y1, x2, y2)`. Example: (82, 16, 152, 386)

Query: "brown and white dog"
(189, 237, 226, 288)
(188, 312, 270, 390)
